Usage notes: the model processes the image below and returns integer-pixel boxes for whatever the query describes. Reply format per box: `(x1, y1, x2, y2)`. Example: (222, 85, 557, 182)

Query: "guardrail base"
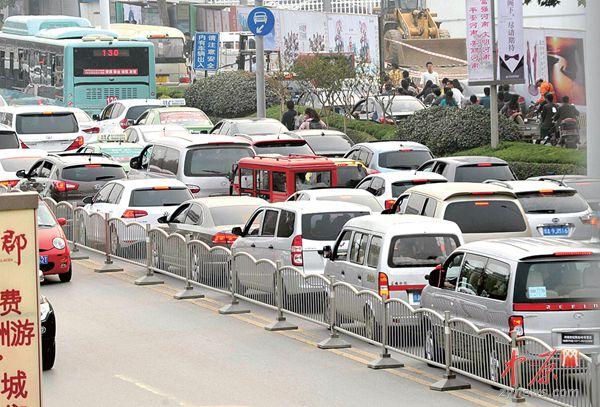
(367, 353, 404, 370)
(430, 374, 471, 391)
(174, 287, 204, 300)
(318, 333, 351, 350)
(265, 317, 298, 332)
(219, 300, 250, 315)
(135, 274, 164, 286)
(502, 396, 526, 406)
(94, 263, 123, 273)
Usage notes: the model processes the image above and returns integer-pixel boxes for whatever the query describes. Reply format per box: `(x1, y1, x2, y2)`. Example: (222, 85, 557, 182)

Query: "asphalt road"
(40, 250, 542, 407)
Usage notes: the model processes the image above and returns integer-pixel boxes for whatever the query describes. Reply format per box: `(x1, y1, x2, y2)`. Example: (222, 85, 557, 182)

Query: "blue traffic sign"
(193, 32, 220, 71)
(247, 7, 275, 37)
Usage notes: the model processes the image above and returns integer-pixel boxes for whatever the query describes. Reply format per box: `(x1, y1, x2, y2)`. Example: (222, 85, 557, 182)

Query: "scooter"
(557, 118, 580, 149)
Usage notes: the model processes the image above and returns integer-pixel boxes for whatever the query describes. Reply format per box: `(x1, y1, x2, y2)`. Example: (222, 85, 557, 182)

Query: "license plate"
(542, 226, 569, 236)
(156, 75, 169, 83)
(409, 291, 421, 305)
(39, 255, 48, 265)
(562, 333, 594, 345)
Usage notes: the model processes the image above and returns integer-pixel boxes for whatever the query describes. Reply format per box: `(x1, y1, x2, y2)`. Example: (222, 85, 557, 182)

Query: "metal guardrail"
(46, 199, 599, 407)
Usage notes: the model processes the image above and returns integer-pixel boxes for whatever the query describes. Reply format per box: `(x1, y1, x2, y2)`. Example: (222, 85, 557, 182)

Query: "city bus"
(110, 24, 188, 86)
(0, 15, 156, 114)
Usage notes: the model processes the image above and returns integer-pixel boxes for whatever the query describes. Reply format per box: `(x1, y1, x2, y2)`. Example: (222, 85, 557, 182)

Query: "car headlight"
(52, 237, 66, 250)
(40, 296, 52, 322)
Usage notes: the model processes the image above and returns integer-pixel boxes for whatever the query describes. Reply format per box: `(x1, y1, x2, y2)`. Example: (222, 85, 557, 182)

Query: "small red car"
(38, 201, 72, 282)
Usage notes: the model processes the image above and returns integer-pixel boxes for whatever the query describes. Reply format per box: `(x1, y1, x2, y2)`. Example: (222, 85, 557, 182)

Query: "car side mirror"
(92, 114, 100, 121)
(57, 217, 67, 226)
(126, 119, 135, 127)
(82, 196, 93, 205)
(381, 208, 394, 215)
(157, 215, 168, 224)
(321, 245, 333, 260)
(352, 112, 360, 119)
(426, 264, 443, 287)
(16, 169, 27, 178)
(130, 156, 141, 170)
(231, 226, 244, 236)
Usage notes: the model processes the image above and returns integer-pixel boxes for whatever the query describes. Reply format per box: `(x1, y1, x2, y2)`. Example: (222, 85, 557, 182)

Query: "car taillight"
(0, 180, 19, 188)
(508, 316, 524, 336)
(581, 214, 599, 226)
(20, 140, 28, 149)
(179, 76, 191, 83)
(121, 209, 148, 219)
(120, 118, 130, 129)
(553, 251, 593, 257)
(212, 232, 238, 245)
(291, 235, 303, 266)
(367, 168, 380, 175)
(82, 127, 100, 134)
(66, 136, 84, 151)
(378, 272, 389, 300)
(384, 199, 396, 210)
(187, 184, 201, 194)
(477, 163, 492, 167)
(52, 181, 79, 192)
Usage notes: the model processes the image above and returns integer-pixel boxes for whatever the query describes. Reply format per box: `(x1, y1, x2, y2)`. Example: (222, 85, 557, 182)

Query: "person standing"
(448, 79, 464, 107)
(299, 108, 327, 130)
(281, 101, 297, 131)
(540, 92, 558, 141)
(389, 63, 403, 87)
(536, 79, 556, 104)
(480, 87, 491, 109)
(440, 89, 457, 107)
(421, 61, 440, 88)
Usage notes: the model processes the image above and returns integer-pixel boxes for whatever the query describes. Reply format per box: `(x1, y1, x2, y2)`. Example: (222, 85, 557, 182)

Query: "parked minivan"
(128, 133, 255, 197)
(421, 238, 600, 359)
(389, 183, 531, 242)
(323, 214, 464, 306)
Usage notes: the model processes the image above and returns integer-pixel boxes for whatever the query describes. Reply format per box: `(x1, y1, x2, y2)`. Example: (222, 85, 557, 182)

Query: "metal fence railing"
(47, 202, 600, 407)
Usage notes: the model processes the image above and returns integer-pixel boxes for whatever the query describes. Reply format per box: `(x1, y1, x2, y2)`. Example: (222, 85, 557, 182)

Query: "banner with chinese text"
(466, 0, 494, 84)
(498, 0, 525, 83)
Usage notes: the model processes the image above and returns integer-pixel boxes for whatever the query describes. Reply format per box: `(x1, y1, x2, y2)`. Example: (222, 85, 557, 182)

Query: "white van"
(323, 214, 464, 306)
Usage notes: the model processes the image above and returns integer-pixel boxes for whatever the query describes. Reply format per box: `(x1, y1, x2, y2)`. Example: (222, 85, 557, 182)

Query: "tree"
(523, 0, 585, 6)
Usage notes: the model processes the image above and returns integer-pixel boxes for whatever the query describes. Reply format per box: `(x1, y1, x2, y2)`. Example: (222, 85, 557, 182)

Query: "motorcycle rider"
(555, 96, 580, 147)
(555, 95, 580, 123)
(540, 92, 558, 144)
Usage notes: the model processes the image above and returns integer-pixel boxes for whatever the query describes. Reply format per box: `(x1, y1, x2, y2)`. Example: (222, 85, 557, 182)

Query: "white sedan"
(0, 149, 47, 189)
(287, 188, 383, 212)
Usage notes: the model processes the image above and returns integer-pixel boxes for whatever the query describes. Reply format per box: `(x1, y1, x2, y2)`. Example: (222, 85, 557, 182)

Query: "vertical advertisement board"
(0, 193, 41, 407)
(498, 0, 525, 83)
(465, 0, 494, 84)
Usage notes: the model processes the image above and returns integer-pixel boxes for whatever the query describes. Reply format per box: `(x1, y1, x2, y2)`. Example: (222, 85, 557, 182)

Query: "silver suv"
(128, 133, 254, 197)
(417, 156, 516, 183)
(421, 238, 600, 356)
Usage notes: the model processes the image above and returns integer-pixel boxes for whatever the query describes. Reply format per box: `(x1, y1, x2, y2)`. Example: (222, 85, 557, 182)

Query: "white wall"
(428, 0, 586, 38)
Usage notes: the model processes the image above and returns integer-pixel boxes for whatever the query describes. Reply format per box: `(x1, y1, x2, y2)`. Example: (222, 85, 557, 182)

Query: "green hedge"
(509, 162, 586, 180)
(157, 86, 187, 99)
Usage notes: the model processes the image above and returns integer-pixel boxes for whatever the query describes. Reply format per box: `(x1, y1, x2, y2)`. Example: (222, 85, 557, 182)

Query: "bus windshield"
(150, 38, 185, 61)
(73, 47, 150, 77)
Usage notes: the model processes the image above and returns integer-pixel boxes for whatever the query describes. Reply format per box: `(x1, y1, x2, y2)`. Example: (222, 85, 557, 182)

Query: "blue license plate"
(39, 255, 48, 265)
(542, 226, 569, 236)
(409, 291, 421, 304)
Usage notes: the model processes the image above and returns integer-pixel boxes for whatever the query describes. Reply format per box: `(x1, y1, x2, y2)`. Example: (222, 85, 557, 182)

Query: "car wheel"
(58, 266, 72, 283)
(42, 340, 56, 371)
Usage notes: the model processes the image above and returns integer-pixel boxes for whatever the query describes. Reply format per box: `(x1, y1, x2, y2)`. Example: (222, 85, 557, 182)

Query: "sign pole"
(255, 0, 266, 119)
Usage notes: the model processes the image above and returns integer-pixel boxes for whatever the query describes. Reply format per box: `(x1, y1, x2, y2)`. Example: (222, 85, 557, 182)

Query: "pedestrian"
(540, 92, 558, 141)
(389, 63, 403, 86)
(536, 78, 556, 104)
(429, 87, 443, 106)
(421, 61, 440, 88)
(464, 94, 479, 106)
(398, 78, 417, 96)
(441, 78, 450, 90)
(501, 94, 524, 124)
(448, 79, 464, 106)
(480, 87, 491, 109)
(440, 89, 457, 107)
(416, 80, 434, 100)
(554, 95, 580, 123)
(299, 107, 327, 130)
(402, 70, 418, 91)
(281, 100, 297, 131)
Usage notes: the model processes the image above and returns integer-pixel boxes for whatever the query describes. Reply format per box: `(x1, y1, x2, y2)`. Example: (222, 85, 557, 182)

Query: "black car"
(40, 294, 56, 370)
(17, 152, 126, 204)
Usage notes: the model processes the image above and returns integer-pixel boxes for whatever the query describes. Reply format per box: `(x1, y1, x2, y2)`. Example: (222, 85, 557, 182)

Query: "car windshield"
(454, 165, 515, 182)
(336, 165, 368, 188)
(232, 122, 287, 135)
(302, 211, 369, 241)
(253, 142, 314, 156)
(295, 171, 332, 191)
(0, 156, 41, 172)
(0, 132, 19, 149)
(316, 195, 381, 212)
(210, 205, 259, 226)
(150, 38, 184, 60)
(514, 259, 600, 303)
(378, 150, 432, 170)
(392, 180, 446, 197)
(16, 113, 78, 134)
(444, 200, 527, 233)
(159, 111, 211, 126)
(184, 146, 253, 177)
(517, 191, 589, 214)
(62, 165, 126, 182)
(127, 105, 162, 120)
(37, 202, 57, 228)
(388, 235, 459, 267)
(129, 188, 192, 207)
(304, 135, 352, 154)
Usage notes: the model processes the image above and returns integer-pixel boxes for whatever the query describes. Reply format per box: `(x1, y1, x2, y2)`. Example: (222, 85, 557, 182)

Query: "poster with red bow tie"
(498, 0, 526, 83)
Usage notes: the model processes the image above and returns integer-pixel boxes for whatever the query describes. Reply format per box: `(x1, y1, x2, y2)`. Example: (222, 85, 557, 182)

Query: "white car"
(123, 124, 190, 147)
(95, 99, 185, 135)
(82, 178, 193, 225)
(0, 149, 47, 188)
(72, 108, 99, 142)
(357, 171, 448, 210)
(287, 188, 383, 212)
(0, 105, 86, 152)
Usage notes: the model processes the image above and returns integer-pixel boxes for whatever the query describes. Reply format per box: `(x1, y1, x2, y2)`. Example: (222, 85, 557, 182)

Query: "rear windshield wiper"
(95, 175, 116, 181)
(162, 203, 181, 206)
(527, 209, 556, 214)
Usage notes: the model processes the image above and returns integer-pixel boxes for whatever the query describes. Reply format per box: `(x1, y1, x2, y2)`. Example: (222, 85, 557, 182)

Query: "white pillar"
(586, 2, 600, 177)
(99, 0, 111, 29)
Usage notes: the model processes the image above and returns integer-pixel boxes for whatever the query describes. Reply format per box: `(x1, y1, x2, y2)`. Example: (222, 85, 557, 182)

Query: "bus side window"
(0, 50, 5, 77)
(9, 52, 14, 78)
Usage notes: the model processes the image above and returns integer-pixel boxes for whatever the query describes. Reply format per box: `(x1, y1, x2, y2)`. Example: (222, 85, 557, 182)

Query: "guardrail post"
(430, 311, 471, 391)
(69, 206, 88, 260)
(265, 261, 298, 331)
(219, 255, 250, 315)
(368, 300, 403, 369)
(504, 331, 526, 404)
(591, 353, 600, 407)
(94, 213, 123, 273)
(135, 225, 164, 286)
(318, 276, 351, 349)
(174, 235, 204, 300)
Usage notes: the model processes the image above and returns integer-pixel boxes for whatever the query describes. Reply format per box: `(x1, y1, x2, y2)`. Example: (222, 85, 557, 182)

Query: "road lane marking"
(115, 374, 197, 406)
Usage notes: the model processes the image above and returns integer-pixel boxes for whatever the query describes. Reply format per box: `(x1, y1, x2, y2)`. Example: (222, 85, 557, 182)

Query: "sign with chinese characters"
(498, 0, 525, 83)
(0, 193, 41, 407)
(465, 0, 494, 84)
(193, 32, 220, 71)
